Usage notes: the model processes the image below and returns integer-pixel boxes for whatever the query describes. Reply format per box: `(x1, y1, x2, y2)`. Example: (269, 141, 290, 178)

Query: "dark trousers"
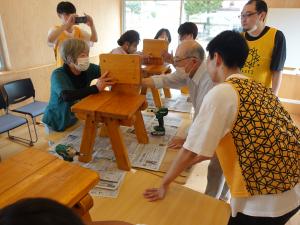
(228, 206, 299, 225)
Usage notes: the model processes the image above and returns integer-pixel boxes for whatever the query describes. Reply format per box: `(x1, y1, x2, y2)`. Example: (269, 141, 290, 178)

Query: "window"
(183, 0, 246, 48)
(0, 15, 6, 71)
(0, 47, 5, 71)
(123, 0, 246, 51)
(124, 0, 183, 52)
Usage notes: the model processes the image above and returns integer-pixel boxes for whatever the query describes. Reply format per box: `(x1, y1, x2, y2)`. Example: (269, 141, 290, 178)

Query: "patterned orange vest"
(216, 77, 299, 197)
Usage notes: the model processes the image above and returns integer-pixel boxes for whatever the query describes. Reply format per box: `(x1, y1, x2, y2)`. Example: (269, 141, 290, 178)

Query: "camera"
(75, 16, 87, 24)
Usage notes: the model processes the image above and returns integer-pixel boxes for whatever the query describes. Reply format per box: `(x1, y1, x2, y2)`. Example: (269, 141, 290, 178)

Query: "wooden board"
(96, 94, 146, 119)
(143, 39, 168, 58)
(90, 170, 231, 225)
(99, 54, 141, 85)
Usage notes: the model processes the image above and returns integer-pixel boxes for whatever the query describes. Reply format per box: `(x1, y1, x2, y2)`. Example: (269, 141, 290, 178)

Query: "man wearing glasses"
(240, 0, 286, 95)
(141, 40, 213, 121)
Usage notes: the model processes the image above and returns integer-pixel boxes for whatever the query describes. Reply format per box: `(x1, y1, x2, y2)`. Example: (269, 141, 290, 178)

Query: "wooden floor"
(0, 108, 299, 224)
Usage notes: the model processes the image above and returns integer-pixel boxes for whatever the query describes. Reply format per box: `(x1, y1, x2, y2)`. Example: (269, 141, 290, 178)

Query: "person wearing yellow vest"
(143, 30, 299, 225)
(47, 1, 98, 67)
(240, 0, 286, 95)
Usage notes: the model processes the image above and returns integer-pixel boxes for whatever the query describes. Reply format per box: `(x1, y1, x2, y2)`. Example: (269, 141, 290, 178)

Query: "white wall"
(267, 9, 300, 68)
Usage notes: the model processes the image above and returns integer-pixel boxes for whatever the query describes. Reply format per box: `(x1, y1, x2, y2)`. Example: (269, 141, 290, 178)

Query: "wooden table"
(0, 149, 99, 220)
(142, 64, 172, 108)
(91, 170, 231, 225)
(71, 91, 148, 171)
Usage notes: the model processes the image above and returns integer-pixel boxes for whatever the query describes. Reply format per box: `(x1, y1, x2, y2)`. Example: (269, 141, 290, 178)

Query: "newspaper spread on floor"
(146, 90, 192, 113)
(164, 95, 193, 113)
(49, 113, 181, 198)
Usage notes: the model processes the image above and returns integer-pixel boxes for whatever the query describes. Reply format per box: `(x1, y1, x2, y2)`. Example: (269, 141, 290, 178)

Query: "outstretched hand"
(168, 136, 186, 149)
(143, 186, 168, 202)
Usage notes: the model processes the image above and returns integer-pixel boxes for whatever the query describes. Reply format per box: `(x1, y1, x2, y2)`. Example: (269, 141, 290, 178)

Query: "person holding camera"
(47, 1, 98, 67)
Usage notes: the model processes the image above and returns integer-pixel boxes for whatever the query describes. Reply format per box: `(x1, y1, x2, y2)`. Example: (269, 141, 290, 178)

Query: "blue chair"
(0, 89, 34, 145)
(2, 78, 48, 143)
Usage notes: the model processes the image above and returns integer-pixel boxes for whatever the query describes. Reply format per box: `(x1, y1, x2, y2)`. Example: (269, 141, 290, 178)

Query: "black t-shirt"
(244, 26, 286, 71)
(61, 63, 99, 102)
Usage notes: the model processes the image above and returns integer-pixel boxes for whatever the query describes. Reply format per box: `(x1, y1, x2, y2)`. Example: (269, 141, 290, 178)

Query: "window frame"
(0, 44, 5, 71)
(0, 15, 7, 72)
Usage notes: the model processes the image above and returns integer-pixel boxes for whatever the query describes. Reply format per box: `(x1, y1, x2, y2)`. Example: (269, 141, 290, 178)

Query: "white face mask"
(175, 66, 190, 78)
(74, 57, 90, 71)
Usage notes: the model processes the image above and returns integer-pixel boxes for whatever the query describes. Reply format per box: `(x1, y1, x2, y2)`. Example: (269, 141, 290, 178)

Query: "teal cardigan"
(42, 63, 100, 131)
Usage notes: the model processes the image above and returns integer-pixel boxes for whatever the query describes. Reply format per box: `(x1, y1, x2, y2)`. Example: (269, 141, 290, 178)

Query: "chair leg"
(30, 116, 38, 143)
(7, 120, 34, 146)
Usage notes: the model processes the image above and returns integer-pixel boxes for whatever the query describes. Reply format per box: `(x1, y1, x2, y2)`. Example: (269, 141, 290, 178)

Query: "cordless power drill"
(151, 107, 168, 136)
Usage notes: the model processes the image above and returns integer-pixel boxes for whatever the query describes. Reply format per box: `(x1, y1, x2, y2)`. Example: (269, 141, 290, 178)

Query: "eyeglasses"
(174, 56, 197, 64)
(238, 11, 258, 19)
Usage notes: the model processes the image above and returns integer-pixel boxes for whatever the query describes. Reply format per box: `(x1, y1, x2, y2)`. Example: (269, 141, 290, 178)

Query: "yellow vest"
(216, 77, 299, 197)
(54, 26, 82, 67)
(241, 28, 276, 88)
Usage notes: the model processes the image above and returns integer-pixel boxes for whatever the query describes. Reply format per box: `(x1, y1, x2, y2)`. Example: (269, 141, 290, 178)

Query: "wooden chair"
(142, 39, 172, 107)
(143, 39, 168, 65)
(72, 54, 148, 170)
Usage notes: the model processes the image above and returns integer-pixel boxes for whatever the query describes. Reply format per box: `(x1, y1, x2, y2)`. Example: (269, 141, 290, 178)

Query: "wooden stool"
(72, 54, 149, 171)
(142, 39, 172, 108)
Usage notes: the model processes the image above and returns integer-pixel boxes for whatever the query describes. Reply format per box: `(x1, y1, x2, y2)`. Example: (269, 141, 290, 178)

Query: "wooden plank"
(96, 94, 146, 120)
(0, 149, 57, 194)
(73, 193, 94, 219)
(150, 88, 162, 108)
(71, 92, 112, 115)
(71, 91, 115, 115)
(90, 170, 231, 225)
(143, 39, 168, 58)
(104, 118, 131, 171)
(163, 88, 172, 98)
(0, 156, 99, 208)
(99, 54, 141, 85)
(99, 124, 109, 137)
(79, 115, 97, 163)
(133, 111, 149, 144)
